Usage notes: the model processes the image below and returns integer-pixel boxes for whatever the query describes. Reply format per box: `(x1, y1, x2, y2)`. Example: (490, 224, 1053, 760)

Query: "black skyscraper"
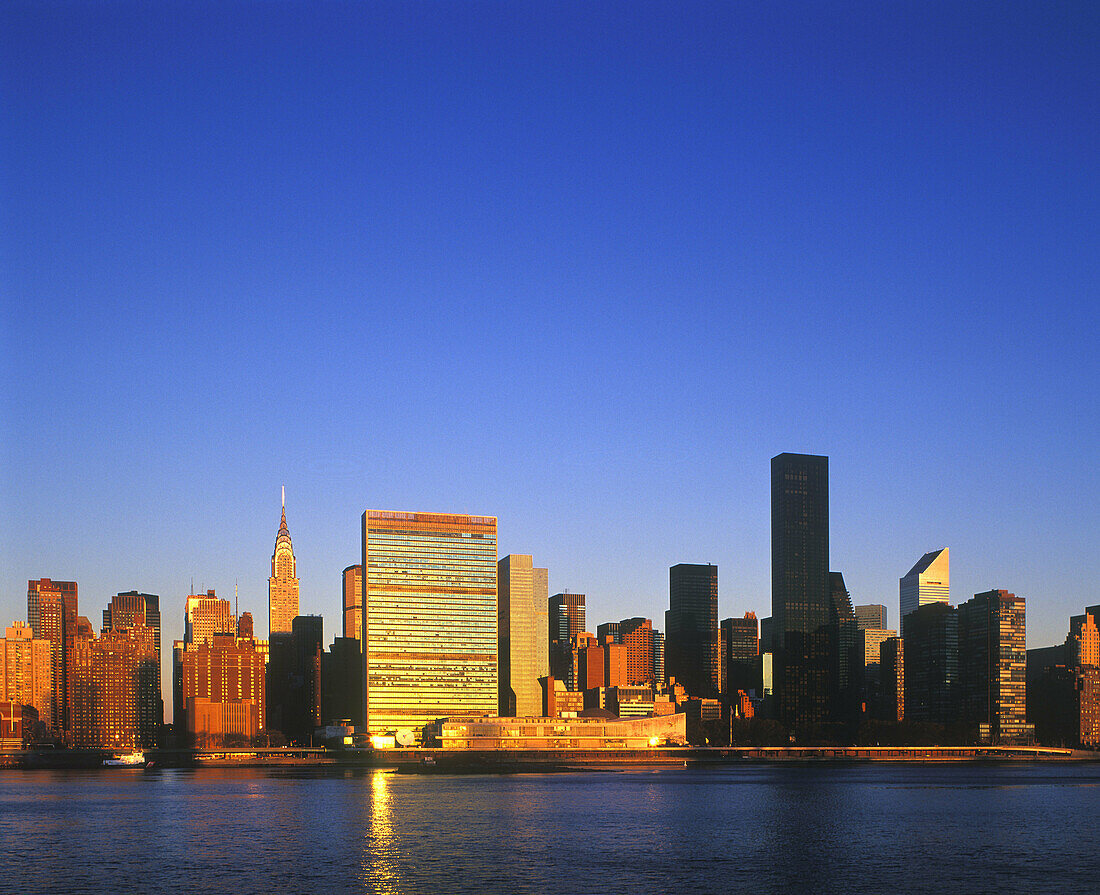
(666, 563, 719, 698)
(771, 452, 831, 730)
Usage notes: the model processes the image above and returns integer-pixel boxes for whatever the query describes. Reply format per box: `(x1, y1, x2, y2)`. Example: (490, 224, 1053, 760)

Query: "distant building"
(771, 453, 831, 729)
(185, 591, 234, 647)
(321, 636, 362, 726)
(721, 613, 760, 697)
(0, 623, 53, 728)
(855, 605, 888, 631)
(342, 565, 362, 642)
(829, 572, 859, 723)
(361, 510, 497, 736)
(880, 637, 904, 722)
(666, 563, 719, 698)
(437, 712, 687, 749)
(498, 555, 549, 717)
(28, 578, 78, 738)
(269, 491, 300, 636)
(540, 676, 584, 717)
(549, 592, 586, 689)
(103, 591, 162, 714)
(268, 615, 322, 744)
(651, 628, 665, 685)
(958, 590, 1031, 744)
(177, 631, 266, 745)
(1066, 606, 1100, 667)
(900, 548, 949, 637)
(904, 602, 958, 725)
(72, 626, 159, 749)
(858, 627, 897, 717)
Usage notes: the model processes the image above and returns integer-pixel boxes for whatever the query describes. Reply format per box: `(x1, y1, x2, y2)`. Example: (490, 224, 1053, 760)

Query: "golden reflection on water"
(361, 770, 403, 893)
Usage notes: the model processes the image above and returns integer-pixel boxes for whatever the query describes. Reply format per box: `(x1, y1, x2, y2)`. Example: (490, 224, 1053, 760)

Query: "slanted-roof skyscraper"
(771, 452, 830, 729)
(269, 488, 300, 636)
(900, 548, 949, 636)
(361, 510, 498, 736)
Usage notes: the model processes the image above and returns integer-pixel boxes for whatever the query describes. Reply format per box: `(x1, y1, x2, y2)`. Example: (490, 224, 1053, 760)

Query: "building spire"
(281, 485, 285, 513)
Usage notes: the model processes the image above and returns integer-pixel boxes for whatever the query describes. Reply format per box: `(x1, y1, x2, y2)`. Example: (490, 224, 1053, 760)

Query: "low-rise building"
(439, 712, 686, 749)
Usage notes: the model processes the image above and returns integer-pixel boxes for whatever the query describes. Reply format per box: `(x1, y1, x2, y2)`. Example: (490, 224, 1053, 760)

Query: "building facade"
(104, 591, 162, 705)
(269, 493, 300, 636)
(904, 602, 958, 725)
(855, 604, 888, 631)
(958, 589, 1030, 744)
(0, 623, 53, 728)
(185, 591, 234, 647)
(880, 637, 904, 722)
(27, 578, 78, 739)
(72, 626, 159, 749)
(721, 613, 760, 698)
(342, 564, 363, 641)
(177, 631, 266, 744)
(549, 592, 586, 689)
(361, 510, 498, 736)
(497, 555, 549, 717)
(771, 453, 831, 729)
(666, 563, 719, 698)
(900, 548, 949, 636)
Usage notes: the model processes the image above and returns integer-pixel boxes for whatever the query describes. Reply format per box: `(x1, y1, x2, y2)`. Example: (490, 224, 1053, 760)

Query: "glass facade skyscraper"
(666, 563, 719, 698)
(498, 554, 548, 717)
(361, 510, 498, 736)
(771, 452, 830, 730)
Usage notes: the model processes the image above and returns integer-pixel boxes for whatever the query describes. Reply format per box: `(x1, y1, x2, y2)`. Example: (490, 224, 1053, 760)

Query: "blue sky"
(2, 1, 1097, 689)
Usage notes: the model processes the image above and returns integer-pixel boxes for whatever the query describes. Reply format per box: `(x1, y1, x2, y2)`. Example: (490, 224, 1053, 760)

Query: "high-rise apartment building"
(177, 630, 266, 744)
(549, 592, 586, 689)
(771, 453, 831, 729)
(343, 565, 363, 641)
(361, 510, 497, 736)
(958, 590, 1030, 744)
(855, 604, 888, 631)
(27, 578, 77, 738)
(72, 626, 159, 749)
(904, 602, 958, 725)
(666, 564, 719, 698)
(104, 591, 162, 696)
(498, 555, 549, 717)
(1066, 606, 1100, 667)
(721, 613, 760, 697)
(619, 618, 654, 686)
(185, 591, 235, 646)
(651, 629, 665, 685)
(269, 491, 300, 636)
(900, 548, 949, 636)
(0, 623, 53, 728)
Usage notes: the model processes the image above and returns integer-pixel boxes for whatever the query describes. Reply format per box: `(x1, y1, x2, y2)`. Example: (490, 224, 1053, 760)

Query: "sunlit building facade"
(269, 492, 300, 636)
(900, 548, 949, 636)
(177, 631, 266, 744)
(549, 592, 586, 688)
(72, 626, 159, 749)
(361, 510, 498, 736)
(343, 564, 363, 641)
(27, 578, 78, 739)
(0, 623, 53, 728)
(185, 591, 235, 646)
(498, 554, 549, 717)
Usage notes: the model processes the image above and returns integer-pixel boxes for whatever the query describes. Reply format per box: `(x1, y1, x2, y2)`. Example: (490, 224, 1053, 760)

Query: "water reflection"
(360, 771, 403, 893)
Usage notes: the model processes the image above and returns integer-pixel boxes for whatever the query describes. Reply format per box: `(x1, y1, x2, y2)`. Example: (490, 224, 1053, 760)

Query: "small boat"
(103, 751, 146, 767)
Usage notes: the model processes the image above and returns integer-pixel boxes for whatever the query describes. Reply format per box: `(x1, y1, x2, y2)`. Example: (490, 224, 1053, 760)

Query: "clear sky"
(2, 2, 1097, 698)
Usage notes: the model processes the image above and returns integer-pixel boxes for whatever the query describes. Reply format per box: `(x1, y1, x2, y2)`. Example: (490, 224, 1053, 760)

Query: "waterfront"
(3, 763, 1098, 894)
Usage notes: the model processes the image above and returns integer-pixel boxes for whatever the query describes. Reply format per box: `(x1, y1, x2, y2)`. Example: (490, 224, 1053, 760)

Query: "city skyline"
(3, 3, 1097, 661)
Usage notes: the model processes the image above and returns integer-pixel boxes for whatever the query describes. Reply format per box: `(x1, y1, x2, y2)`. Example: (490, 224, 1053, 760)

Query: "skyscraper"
(27, 578, 78, 739)
(958, 589, 1030, 744)
(855, 604, 888, 631)
(721, 613, 760, 697)
(651, 629, 665, 685)
(498, 554, 549, 717)
(72, 626, 159, 749)
(185, 591, 234, 646)
(619, 618, 654, 686)
(269, 490, 300, 636)
(900, 548, 949, 636)
(904, 601, 958, 725)
(549, 592, 586, 688)
(104, 591, 162, 697)
(361, 510, 498, 736)
(771, 452, 830, 729)
(342, 564, 363, 641)
(178, 630, 266, 745)
(666, 563, 719, 698)
(0, 623, 53, 728)
(829, 571, 859, 723)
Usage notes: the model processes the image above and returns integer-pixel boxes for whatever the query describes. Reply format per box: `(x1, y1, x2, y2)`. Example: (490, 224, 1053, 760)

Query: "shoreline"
(2, 744, 1095, 771)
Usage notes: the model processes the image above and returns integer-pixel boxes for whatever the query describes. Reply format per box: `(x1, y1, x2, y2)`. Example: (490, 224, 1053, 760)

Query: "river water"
(2, 763, 1097, 893)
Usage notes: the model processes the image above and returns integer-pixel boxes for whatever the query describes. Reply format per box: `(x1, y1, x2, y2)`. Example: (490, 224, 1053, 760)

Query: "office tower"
(269, 490, 300, 636)
(321, 636, 363, 726)
(651, 629, 665, 685)
(266, 615, 323, 745)
(177, 629, 266, 745)
(0, 623, 53, 728)
(666, 563, 719, 698)
(578, 637, 628, 691)
(619, 618, 654, 686)
(237, 612, 254, 639)
(771, 452, 831, 729)
(343, 565, 363, 641)
(596, 621, 621, 643)
(858, 627, 897, 717)
(104, 592, 162, 695)
(855, 605, 888, 631)
(498, 555, 549, 717)
(900, 548, 949, 636)
(549, 592, 586, 689)
(880, 637, 904, 721)
(27, 579, 78, 738)
(904, 602, 958, 725)
(72, 626, 159, 749)
(185, 591, 234, 646)
(958, 590, 1030, 744)
(361, 510, 497, 736)
(829, 572, 860, 722)
(1066, 607, 1100, 667)
(721, 613, 760, 697)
